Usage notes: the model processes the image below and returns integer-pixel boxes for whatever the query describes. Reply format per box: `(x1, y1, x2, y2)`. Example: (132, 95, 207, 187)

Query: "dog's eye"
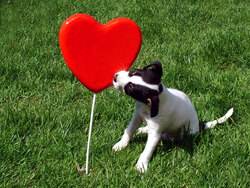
(129, 70, 137, 77)
(128, 82, 134, 88)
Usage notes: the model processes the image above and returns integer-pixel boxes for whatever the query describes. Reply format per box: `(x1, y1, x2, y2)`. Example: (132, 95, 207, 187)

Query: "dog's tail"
(203, 108, 234, 130)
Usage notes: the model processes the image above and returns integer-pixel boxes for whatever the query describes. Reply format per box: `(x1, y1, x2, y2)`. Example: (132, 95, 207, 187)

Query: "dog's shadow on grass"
(160, 132, 212, 156)
(132, 125, 215, 157)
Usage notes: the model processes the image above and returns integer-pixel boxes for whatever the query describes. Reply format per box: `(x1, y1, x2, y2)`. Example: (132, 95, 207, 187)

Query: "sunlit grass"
(0, 0, 249, 187)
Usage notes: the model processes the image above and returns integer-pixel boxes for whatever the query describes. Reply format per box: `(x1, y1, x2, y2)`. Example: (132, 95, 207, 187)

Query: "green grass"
(0, 0, 249, 187)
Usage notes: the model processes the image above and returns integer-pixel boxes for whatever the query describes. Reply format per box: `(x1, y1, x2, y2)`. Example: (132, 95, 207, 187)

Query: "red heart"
(59, 14, 142, 93)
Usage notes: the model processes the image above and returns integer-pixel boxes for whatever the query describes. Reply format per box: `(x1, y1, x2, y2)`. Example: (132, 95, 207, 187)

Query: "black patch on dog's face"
(124, 61, 163, 117)
(124, 83, 159, 104)
(124, 83, 160, 118)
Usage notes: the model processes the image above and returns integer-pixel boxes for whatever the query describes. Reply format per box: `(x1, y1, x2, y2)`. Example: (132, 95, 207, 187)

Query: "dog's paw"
(137, 127, 148, 135)
(112, 140, 128, 151)
(135, 160, 148, 173)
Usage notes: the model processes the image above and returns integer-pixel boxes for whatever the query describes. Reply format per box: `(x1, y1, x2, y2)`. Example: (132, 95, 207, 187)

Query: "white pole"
(85, 93, 97, 175)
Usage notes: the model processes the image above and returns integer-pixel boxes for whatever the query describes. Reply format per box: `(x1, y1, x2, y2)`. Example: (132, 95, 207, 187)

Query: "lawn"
(0, 0, 249, 187)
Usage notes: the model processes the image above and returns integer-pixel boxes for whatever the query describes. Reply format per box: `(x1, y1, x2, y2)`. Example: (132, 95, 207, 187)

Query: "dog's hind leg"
(161, 132, 177, 141)
(137, 126, 148, 134)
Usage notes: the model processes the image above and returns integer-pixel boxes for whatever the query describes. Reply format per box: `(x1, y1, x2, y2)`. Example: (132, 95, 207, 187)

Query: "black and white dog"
(112, 61, 233, 173)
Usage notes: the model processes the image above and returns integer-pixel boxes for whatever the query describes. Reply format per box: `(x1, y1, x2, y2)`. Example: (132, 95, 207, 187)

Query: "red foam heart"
(59, 14, 142, 93)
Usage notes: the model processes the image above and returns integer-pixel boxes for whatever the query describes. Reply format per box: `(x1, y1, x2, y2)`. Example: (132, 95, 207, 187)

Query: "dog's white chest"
(136, 102, 150, 121)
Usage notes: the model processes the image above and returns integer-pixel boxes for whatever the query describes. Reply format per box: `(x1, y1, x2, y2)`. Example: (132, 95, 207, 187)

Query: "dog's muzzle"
(113, 73, 124, 93)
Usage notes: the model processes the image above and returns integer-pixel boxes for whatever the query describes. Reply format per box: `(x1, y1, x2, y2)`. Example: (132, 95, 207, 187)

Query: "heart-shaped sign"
(59, 14, 142, 93)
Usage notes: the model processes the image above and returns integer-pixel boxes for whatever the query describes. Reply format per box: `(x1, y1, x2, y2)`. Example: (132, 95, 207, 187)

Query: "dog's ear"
(143, 61, 162, 77)
(147, 96, 159, 118)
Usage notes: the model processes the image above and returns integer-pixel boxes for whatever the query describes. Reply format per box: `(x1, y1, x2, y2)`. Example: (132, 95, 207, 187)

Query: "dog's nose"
(114, 74, 118, 82)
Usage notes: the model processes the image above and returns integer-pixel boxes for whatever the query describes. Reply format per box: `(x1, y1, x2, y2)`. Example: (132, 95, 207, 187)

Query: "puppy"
(112, 61, 233, 173)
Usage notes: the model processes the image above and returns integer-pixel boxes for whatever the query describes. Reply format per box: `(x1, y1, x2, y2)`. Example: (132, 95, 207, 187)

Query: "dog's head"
(113, 61, 163, 117)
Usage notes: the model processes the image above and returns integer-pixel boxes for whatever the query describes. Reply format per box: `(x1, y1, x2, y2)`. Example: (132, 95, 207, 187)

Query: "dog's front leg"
(112, 110, 142, 151)
(135, 130, 161, 173)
